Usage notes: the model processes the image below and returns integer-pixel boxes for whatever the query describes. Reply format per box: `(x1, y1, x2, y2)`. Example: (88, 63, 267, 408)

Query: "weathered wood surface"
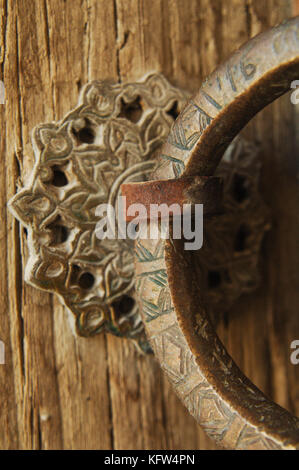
(0, 0, 298, 450)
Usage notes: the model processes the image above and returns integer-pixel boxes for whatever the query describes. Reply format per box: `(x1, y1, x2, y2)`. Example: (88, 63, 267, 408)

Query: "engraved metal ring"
(126, 17, 299, 449)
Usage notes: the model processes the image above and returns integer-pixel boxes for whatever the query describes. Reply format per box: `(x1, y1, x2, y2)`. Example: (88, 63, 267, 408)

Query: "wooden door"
(0, 0, 298, 449)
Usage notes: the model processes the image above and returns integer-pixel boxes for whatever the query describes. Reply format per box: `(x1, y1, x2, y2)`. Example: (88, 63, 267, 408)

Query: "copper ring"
(126, 17, 299, 449)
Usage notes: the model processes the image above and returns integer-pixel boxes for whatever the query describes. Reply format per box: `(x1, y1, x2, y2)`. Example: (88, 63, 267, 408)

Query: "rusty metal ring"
(130, 17, 299, 449)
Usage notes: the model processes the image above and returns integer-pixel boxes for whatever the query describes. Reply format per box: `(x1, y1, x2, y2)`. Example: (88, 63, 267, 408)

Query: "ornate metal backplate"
(9, 73, 269, 352)
(196, 137, 271, 325)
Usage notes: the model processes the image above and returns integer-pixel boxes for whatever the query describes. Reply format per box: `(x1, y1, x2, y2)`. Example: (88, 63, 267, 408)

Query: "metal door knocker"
(9, 75, 269, 353)
(8, 15, 299, 449)
(124, 17, 299, 449)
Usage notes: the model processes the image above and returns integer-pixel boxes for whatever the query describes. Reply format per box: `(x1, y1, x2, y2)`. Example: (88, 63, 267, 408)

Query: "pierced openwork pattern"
(9, 73, 268, 351)
(9, 74, 188, 352)
(195, 137, 271, 324)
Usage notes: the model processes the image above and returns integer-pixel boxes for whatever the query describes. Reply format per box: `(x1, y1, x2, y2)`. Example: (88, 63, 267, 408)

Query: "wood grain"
(0, 0, 297, 449)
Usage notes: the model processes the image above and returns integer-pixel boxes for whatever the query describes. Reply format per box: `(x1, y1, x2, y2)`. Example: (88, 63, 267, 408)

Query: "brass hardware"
(9, 74, 269, 353)
(128, 17, 299, 449)
(9, 74, 188, 352)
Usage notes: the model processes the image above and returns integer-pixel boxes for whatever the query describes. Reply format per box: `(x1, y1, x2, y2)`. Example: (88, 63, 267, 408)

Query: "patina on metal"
(9, 72, 269, 352)
(8, 74, 188, 352)
(121, 176, 223, 220)
(127, 17, 299, 448)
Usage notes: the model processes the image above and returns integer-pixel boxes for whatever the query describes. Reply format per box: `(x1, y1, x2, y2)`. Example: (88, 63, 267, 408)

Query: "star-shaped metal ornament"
(9, 73, 270, 353)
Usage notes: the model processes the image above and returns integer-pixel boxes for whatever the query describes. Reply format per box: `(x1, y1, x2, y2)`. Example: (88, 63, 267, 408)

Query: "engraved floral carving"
(9, 74, 188, 352)
(9, 73, 269, 352)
